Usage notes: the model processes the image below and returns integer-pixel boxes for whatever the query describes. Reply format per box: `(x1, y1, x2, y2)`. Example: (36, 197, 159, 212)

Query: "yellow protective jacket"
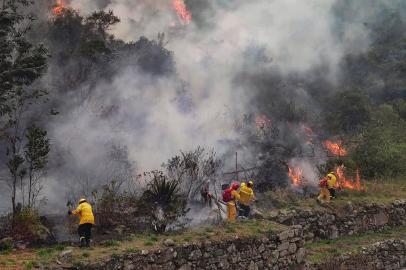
(239, 185, 254, 206)
(72, 202, 95, 225)
(327, 173, 337, 189)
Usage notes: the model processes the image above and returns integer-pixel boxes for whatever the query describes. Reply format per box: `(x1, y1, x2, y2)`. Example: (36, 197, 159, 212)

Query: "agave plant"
(139, 171, 188, 233)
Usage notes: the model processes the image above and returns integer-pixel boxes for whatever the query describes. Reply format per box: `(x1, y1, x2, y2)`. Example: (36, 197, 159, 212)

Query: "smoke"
(2, 0, 402, 213)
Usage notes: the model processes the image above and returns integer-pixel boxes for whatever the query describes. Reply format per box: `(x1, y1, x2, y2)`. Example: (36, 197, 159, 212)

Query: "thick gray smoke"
(1, 0, 403, 213)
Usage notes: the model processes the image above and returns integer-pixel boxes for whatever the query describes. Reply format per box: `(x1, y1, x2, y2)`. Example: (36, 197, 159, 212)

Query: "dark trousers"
(238, 204, 251, 217)
(78, 223, 92, 245)
(329, 188, 336, 198)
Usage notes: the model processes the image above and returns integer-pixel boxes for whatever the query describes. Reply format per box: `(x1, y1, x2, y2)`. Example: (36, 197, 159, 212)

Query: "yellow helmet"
(79, 198, 87, 204)
(248, 180, 254, 187)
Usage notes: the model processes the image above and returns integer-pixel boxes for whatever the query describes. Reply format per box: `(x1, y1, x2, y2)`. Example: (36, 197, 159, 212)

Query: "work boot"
(80, 237, 86, 248)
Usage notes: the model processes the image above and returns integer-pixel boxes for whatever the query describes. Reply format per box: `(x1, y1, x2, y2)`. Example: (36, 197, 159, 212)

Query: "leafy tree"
(24, 125, 50, 208)
(0, 1, 48, 214)
(325, 90, 371, 134)
(164, 147, 222, 201)
(85, 10, 120, 41)
(354, 104, 406, 178)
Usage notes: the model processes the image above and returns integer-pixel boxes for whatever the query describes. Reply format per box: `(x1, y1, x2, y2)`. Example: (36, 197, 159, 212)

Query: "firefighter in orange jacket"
(223, 183, 240, 221)
(68, 198, 95, 247)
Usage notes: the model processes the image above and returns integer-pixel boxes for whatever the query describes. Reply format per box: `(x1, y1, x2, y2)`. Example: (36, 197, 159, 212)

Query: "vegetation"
(305, 226, 406, 264)
(138, 171, 188, 233)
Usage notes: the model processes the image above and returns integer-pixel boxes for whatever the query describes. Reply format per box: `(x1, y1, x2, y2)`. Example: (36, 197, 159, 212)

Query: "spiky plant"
(139, 171, 188, 233)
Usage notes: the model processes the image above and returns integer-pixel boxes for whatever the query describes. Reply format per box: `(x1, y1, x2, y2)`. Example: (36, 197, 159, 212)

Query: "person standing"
(222, 183, 240, 221)
(238, 180, 255, 218)
(68, 198, 95, 247)
(326, 172, 337, 199)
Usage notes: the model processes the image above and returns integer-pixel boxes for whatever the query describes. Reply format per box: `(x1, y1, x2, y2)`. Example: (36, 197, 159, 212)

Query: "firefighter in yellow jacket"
(238, 181, 255, 218)
(68, 198, 95, 247)
(326, 172, 337, 199)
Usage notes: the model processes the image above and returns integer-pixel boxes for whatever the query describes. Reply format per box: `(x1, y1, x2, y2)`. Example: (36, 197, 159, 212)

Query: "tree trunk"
(12, 174, 17, 214)
(28, 164, 33, 208)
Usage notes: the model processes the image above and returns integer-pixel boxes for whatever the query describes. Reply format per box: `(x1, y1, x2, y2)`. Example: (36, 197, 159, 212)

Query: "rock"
(345, 202, 354, 213)
(297, 248, 305, 263)
(329, 225, 339, 240)
(189, 249, 202, 260)
(374, 211, 389, 226)
(15, 242, 27, 250)
(124, 262, 136, 270)
(288, 243, 297, 254)
(179, 264, 192, 270)
(163, 239, 175, 247)
(114, 225, 127, 235)
(278, 231, 290, 241)
(248, 261, 258, 270)
(251, 209, 265, 219)
(58, 249, 73, 262)
(141, 249, 149, 255)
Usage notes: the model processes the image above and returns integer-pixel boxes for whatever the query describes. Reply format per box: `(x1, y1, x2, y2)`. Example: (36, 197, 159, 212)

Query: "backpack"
(222, 188, 233, 202)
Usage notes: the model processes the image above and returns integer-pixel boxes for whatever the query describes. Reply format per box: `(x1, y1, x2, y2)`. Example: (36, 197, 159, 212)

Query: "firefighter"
(326, 172, 337, 199)
(222, 183, 240, 221)
(68, 198, 95, 247)
(317, 177, 330, 202)
(238, 180, 255, 218)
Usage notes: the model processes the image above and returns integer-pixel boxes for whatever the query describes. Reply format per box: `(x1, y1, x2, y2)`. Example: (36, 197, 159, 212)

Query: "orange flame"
(255, 114, 272, 130)
(323, 140, 347, 156)
(172, 0, 192, 24)
(52, 0, 64, 15)
(334, 165, 365, 191)
(288, 166, 303, 187)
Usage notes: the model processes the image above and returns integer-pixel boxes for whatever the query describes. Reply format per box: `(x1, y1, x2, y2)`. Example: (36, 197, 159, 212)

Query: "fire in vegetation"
(288, 166, 303, 187)
(323, 140, 348, 156)
(52, 0, 64, 15)
(172, 0, 192, 24)
(334, 165, 366, 191)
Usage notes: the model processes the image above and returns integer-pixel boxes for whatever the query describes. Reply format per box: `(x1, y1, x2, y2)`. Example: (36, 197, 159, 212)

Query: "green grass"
(101, 240, 120, 247)
(305, 226, 406, 263)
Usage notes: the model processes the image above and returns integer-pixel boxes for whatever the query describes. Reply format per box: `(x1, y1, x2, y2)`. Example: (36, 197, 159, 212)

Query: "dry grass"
(260, 177, 406, 212)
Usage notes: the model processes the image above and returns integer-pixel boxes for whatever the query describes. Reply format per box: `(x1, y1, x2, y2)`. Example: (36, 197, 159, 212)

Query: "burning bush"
(138, 171, 188, 233)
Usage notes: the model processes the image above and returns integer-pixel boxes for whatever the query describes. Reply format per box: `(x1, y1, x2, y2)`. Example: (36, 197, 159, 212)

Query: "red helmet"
(231, 183, 240, 190)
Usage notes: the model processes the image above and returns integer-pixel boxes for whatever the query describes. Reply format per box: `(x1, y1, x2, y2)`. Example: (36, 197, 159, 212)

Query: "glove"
(68, 210, 72, 216)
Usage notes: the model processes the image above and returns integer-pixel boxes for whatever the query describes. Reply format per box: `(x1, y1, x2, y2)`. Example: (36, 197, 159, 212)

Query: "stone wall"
(58, 226, 305, 270)
(270, 199, 406, 242)
(306, 239, 406, 270)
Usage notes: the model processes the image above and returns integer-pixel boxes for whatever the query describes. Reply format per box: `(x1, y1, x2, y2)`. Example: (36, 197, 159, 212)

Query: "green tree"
(325, 90, 371, 134)
(0, 1, 48, 214)
(24, 125, 50, 208)
(354, 104, 406, 178)
(85, 10, 120, 41)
